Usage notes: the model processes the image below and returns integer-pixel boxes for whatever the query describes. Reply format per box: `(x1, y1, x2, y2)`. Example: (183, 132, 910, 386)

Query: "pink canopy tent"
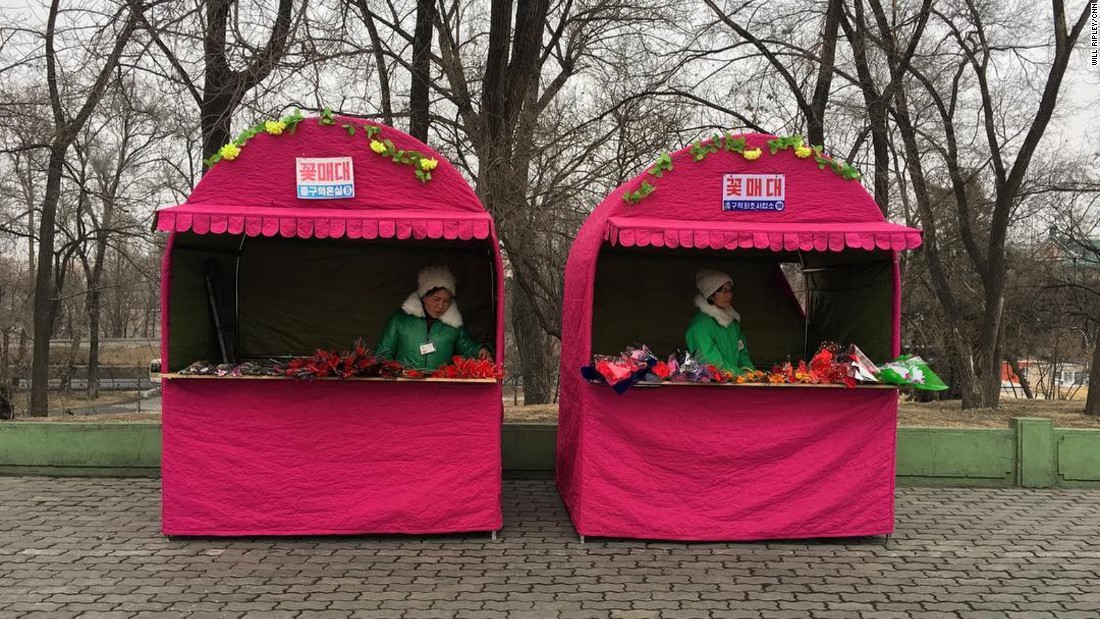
(558, 133, 922, 541)
(157, 115, 504, 536)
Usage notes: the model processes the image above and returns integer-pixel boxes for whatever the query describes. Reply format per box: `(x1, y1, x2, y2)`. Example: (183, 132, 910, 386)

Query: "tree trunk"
(27, 201, 35, 300)
(201, 87, 236, 163)
(1085, 325, 1100, 416)
(86, 288, 102, 400)
(0, 326, 12, 420)
(1005, 354, 1034, 399)
(60, 315, 81, 395)
(28, 143, 67, 417)
(974, 347, 1002, 408)
(353, 1, 394, 126)
(511, 284, 552, 405)
(408, 0, 435, 141)
(952, 340, 984, 409)
(806, 0, 841, 146)
(83, 193, 111, 400)
(199, 0, 294, 163)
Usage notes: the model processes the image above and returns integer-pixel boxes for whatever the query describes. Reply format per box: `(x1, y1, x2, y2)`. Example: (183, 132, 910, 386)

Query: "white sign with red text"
(722, 173, 785, 211)
(296, 157, 354, 199)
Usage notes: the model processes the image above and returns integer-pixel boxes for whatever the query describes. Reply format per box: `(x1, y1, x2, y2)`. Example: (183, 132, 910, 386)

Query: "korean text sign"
(297, 157, 354, 199)
(722, 174, 785, 211)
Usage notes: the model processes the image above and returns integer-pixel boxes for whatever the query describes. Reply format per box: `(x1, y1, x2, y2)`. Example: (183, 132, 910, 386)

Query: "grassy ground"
(33, 412, 162, 422)
(9, 390, 145, 418)
(896, 397, 1099, 428)
(502, 395, 1100, 428)
(45, 340, 159, 367)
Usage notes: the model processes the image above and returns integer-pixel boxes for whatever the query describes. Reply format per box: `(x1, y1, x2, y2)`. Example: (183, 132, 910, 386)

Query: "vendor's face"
(423, 289, 453, 319)
(710, 282, 733, 309)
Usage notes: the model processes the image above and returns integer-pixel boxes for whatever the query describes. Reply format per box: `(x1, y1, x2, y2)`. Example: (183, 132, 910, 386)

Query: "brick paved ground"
(1, 478, 1099, 619)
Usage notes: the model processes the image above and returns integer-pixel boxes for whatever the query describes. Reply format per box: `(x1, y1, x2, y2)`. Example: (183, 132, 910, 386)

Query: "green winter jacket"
(375, 293, 488, 371)
(685, 296, 755, 374)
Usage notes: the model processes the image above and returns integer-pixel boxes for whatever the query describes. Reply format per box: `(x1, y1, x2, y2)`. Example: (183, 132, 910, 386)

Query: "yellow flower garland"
(218, 143, 241, 161)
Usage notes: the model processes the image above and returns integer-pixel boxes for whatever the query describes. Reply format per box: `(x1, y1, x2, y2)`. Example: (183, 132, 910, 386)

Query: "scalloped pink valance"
(604, 218, 922, 252)
(156, 205, 493, 241)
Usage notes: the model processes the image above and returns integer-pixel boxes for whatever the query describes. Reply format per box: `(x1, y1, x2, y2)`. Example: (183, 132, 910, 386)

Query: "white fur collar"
(694, 293, 739, 327)
(401, 291, 464, 328)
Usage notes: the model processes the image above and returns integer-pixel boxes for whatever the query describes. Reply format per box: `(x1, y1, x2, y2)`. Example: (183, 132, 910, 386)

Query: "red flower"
(433, 355, 505, 380)
(652, 361, 671, 380)
(706, 364, 734, 383)
(281, 339, 403, 380)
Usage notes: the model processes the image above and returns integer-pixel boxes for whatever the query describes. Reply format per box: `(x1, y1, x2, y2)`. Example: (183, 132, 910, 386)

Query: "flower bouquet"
(281, 338, 405, 380)
(433, 356, 505, 380)
(875, 354, 947, 391)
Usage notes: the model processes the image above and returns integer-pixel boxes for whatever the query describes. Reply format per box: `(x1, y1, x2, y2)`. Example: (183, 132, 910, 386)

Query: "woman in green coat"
(685, 269, 754, 375)
(375, 266, 491, 371)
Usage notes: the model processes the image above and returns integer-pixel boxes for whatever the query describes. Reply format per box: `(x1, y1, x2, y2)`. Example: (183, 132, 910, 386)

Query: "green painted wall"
(0, 422, 161, 477)
(895, 427, 1015, 487)
(2, 419, 1100, 487)
(1055, 428, 1100, 487)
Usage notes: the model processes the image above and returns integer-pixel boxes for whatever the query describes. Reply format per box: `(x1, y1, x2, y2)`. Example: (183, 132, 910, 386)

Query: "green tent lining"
(167, 233, 498, 371)
(591, 245, 893, 367)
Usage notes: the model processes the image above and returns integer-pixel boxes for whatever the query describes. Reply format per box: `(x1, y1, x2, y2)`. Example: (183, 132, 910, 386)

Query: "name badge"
(419, 342, 437, 355)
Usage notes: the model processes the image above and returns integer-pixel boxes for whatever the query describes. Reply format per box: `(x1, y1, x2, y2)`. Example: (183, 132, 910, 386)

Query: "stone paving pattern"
(1, 477, 1099, 618)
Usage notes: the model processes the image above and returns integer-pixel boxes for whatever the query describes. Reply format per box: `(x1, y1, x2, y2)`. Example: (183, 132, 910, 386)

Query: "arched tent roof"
(155, 115, 492, 241)
(596, 133, 921, 252)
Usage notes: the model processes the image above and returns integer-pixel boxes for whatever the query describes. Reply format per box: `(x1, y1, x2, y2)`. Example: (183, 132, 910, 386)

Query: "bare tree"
(68, 79, 165, 399)
(869, 0, 1091, 408)
(699, 0, 842, 146)
(407, 0, 435, 140)
(23, 0, 140, 416)
(361, 0, 684, 403)
(130, 0, 302, 162)
(1042, 192, 1100, 414)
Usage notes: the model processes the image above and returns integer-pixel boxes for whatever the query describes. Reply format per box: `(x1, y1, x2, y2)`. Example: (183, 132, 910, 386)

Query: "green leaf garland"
(621, 133, 863, 205)
(202, 108, 438, 184)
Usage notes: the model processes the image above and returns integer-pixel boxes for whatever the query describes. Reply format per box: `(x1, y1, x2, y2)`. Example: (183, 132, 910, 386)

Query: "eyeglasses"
(715, 284, 733, 294)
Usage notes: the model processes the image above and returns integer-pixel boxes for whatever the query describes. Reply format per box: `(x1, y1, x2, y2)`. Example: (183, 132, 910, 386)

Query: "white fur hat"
(417, 265, 457, 297)
(695, 269, 732, 299)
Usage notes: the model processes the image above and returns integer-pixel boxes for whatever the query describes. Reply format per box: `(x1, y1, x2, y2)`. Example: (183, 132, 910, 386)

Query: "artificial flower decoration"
(264, 120, 286, 135)
(742, 148, 762, 161)
(794, 145, 813, 158)
(282, 339, 377, 379)
(581, 341, 947, 392)
(370, 140, 386, 154)
(651, 360, 672, 380)
(218, 143, 241, 161)
(433, 356, 505, 380)
(734, 370, 768, 384)
(877, 355, 948, 391)
(419, 157, 439, 171)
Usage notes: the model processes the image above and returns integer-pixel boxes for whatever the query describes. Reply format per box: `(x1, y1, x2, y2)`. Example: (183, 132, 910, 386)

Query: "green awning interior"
(591, 245, 894, 367)
(167, 233, 497, 372)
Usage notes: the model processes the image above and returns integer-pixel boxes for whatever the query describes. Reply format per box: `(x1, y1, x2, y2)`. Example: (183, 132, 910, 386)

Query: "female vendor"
(685, 269, 755, 375)
(376, 265, 492, 371)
